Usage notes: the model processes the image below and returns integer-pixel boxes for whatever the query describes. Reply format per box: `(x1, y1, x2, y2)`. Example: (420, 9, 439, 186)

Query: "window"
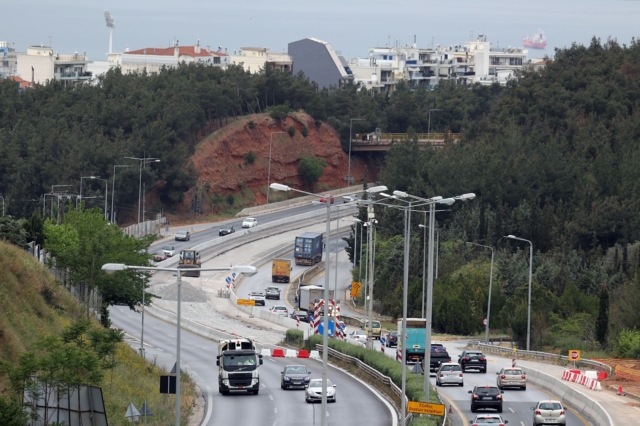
(214, 57, 220, 64)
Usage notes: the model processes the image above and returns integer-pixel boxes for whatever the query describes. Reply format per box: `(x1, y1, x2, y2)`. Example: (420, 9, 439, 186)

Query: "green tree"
(0, 396, 28, 426)
(0, 216, 28, 249)
(595, 284, 609, 348)
(297, 156, 326, 190)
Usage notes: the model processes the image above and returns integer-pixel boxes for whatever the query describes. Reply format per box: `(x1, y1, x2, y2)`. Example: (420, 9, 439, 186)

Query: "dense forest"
(1, 36, 640, 353)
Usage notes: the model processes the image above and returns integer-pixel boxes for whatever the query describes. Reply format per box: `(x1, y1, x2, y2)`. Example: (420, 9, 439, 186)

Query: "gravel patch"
(154, 281, 209, 303)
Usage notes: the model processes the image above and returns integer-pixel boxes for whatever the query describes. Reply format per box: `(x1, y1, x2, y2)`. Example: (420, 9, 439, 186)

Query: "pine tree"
(595, 284, 609, 348)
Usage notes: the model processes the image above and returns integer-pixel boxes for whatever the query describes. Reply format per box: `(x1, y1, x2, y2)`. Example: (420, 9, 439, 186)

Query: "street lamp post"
(505, 235, 533, 350)
(79, 176, 106, 215)
(112, 164, 132, 223)
(427, 109, 442, 142)
(347, 118, 364, 187)
(466, 242, 494, 343)
(80, 176, 98, 202)
(267, 132, 286, 204)
(125, 156, 160, 224)
(51, 185, 73, 219)
(419, 223, 440, 318)
(364, 220, 377, 350)
(271, 183, 386, 426)
(102, 262, 258, 426)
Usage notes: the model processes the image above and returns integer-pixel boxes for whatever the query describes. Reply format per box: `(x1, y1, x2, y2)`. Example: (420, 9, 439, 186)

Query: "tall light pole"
(364, 220, 377, 350)
(51, 185, 73, 218)
(466, 242, 494, 343)
(505, 234, 533, 350)
(266, 132, 285, 204)
(93, 177, 109, 220)
(427, 108, 442, 142)
(419, 223, 440, 318)
(112, 164, 132, 223)
(80, 176, 98, 201)
(125, 157, 160, 224)
(102, 262, 258, 426)
(271, 183, 386, 426)
(347, 118, 364, 187)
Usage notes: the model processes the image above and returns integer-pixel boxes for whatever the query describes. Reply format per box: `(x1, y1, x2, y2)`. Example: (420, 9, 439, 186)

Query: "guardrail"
(471, 342, 614, 375)
(316, 345, 447, 426)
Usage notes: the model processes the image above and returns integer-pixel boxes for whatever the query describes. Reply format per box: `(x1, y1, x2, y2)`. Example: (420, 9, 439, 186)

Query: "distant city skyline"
(2, 0, 639, 61)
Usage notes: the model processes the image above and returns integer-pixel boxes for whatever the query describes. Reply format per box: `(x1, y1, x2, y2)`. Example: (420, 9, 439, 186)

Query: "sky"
(2, 0, 640, 61)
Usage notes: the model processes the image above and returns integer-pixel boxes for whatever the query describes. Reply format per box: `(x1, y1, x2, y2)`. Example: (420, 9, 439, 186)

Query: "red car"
(319, 194, 334, 204)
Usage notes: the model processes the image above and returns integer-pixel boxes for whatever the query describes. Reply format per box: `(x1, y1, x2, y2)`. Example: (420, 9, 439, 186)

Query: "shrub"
(314, 119, 322, 128)
(267, 103, 290, 121)
(245, 151, 256, 164)
(285, 329, 304, 345)
(247, 120, 256, 129)
(297, 156, 326, 189)
(302, 125, 309, 137)
(614, 328, 640, 358)
(287, 125, 296, 137)
(226, 194, 235, 206)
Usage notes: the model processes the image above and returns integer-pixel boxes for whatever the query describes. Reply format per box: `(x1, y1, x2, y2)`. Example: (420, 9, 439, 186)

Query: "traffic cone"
(618, 386, 626, 396)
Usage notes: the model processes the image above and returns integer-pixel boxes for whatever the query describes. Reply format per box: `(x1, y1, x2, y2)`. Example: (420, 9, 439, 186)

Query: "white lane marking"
(203, 385, 213, 425)
(269, 394, 274, 400)
(274, 407, 278, 413)
(509, 407, 515, 413)
(268, 358, 276, 363)
(326, 411, 329, 417)
(157, 348, 164, 352)
(520, 422, 525, 426)
(634, 407, 640, 412)
(262, 383, 267, 388)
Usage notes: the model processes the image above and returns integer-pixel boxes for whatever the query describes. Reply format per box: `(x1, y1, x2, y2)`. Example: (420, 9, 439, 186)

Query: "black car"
(281, 365, 311, 389)
(219, 225, 235, 236)
(385, 331, 398, 347)
(459, 350, 487, 373)
(469, 385, 504, 413)
(429, 349, 451, 373)
(290, 311, 310, 323)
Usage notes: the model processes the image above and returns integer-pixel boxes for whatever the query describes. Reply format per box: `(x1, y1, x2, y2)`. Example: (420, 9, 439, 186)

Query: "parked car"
(459, 350, 487, 373)
(496, 367, 527, 390)
(469, 386, 504, 413)
(361, 320, 381, 339)
(242, 217, 258, 228)
(174, 230, 190, 241)
(249, 292, 265, 306)
(162, 245, 176, 257)
(305, 378, 336, 403)
(435, 362, 464, 387)
(470, 414, 509, 425)
(348, 330, 368, 343)
(265, 286, 281, 300)
(385, 331, 398, 347)
(319, 194, 334, 204)
(269, 305, 289, 316)
(281, 365, 311, 390)
(531, 400, 566, 425)
(219, 225, 235, 236)
(290, 311, 310, 323)
(153, 251, 168, 262)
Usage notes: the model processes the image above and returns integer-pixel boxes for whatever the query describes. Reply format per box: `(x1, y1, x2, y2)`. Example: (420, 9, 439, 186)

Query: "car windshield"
(177, 231, 186, 235)
(221, 226, 232, 230)
(390, 332, 397, 336)
(505, 369, 523, 375)
(475, 387, 499, 396)
(467, 352, 483, 357)
(309, 379, 332, 388)
(267, 287, 279, 292)
(222, 354, 257, 371)
(285, 366, 307, 374)
(441, 364, 461, 371)
(354, 331, 366, 336)
(539, 402, 562, 410)
(163, 246, 174, 250)
(474, 416, 503, 424)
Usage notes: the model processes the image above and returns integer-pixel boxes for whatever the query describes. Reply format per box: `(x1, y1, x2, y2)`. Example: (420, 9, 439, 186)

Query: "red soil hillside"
(188, 112, 377, 207)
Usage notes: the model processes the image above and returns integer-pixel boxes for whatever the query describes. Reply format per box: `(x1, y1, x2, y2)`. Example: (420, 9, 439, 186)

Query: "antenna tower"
(104, 11, 116, 53)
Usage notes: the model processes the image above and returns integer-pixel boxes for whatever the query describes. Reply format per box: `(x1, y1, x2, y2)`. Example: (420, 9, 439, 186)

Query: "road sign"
(351, 281, 362, 298)
(407, 401, 445, 416)
(482, 318, 488, 326)
(237, 299, 255, 306)
(317, 320, 335, 336)
(568, 350, 581, 361)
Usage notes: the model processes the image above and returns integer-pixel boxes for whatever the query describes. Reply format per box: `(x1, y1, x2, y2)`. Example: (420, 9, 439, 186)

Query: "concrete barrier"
(522, 366, 613, 426)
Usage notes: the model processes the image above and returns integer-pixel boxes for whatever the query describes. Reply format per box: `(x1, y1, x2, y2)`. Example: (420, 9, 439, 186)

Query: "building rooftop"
(125, 46, 227, 57)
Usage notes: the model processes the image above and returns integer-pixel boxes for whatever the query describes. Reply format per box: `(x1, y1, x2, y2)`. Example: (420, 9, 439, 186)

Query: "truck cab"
(217, 338, 262, 395)
(272, 258, 292, 283)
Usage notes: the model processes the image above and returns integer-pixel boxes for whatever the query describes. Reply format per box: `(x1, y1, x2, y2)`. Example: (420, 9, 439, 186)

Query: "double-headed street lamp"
(270, 182, 386, 426)
(466, 242, 495, 343)
(79, 176, 108, 218)
(505, 234, 533, 350)
(125, 157, 161, 224)
(347, 118, 365, 187)
(266, 132, 286, 204)
(418, 224, 440, 318)
(427, 108, 442, 142)
(111, 164, 132, 223)
(102, 262, 258, 426)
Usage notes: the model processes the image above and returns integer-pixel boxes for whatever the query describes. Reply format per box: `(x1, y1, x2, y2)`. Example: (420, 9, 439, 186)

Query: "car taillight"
(439, 372, 444, 377)
(501, 375, 506, 379)
(499, 423, 505, 426)
(480, 357, 486, 361)
(463, 357, 470, 361)
(459, 373, 463, 377)
(472, 394, 478, 399)
(472, 424, 478, 426)
(535, 410, 541, 415)
(497, 395, 502, 399)
(560, 410, 565, 415)
(521, 375, 526, 379)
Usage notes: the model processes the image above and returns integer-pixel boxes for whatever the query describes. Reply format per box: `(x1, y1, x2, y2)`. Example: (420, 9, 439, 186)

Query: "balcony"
(55, 71, 92, 80)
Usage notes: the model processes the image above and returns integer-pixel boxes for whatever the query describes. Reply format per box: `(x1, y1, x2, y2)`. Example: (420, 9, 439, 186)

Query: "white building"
(229, 47, 292, 73)
(13, 45, 92, 86)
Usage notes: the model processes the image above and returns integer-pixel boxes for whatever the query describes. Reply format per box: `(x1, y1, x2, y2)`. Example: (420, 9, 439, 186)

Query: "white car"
(249, 292, 265, 306)
(305, 378, 336, 403)
(470, 414, 509, 425)
(531, 400, 566, 425)
(435, 362, 464, 387)
(270, 305, 289, 316)
(242, 217, 258, 228)
(348, 330, 368, 343)
(162, 245, 176, 257)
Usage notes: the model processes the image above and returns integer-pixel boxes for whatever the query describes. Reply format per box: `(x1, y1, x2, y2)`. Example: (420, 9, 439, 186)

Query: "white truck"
(217, 338, 263, 395)
(298, 285, 336, 316)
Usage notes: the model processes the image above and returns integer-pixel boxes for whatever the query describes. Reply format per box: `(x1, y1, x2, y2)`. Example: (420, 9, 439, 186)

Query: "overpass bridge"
(350, 132, 460, 151)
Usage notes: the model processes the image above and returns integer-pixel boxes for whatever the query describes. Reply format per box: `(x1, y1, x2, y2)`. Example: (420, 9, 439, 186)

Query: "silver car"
(470, 414, 509, 425)
(305, 378, 336, 403)
(435, 362, 464, 387)
(496, 367, 526, 390)
(531, 400, 566, 425)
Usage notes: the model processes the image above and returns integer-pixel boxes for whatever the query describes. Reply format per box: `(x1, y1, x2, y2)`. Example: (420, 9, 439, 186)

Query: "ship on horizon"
(523, 30, 547, 49)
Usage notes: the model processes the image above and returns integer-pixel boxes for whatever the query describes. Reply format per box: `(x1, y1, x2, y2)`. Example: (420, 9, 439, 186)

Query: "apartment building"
(13, 44, 92, 86)
(0, 41, 17, 79)
(107, 42, 230, 74)
(229, 47, 292, 73)
(288, 38, 353, 90)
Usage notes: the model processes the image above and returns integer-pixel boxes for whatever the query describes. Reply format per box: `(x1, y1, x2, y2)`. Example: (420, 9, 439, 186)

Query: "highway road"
(110, 303, 395, 426)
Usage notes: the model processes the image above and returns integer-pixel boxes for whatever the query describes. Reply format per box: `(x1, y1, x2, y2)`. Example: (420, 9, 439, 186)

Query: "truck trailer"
(396, 318, 426, 364)
(294, 232, 323, 266)
(217, 338, 262, 395)
(272, 258, 292, 283)
(298, 285, 336, 315)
